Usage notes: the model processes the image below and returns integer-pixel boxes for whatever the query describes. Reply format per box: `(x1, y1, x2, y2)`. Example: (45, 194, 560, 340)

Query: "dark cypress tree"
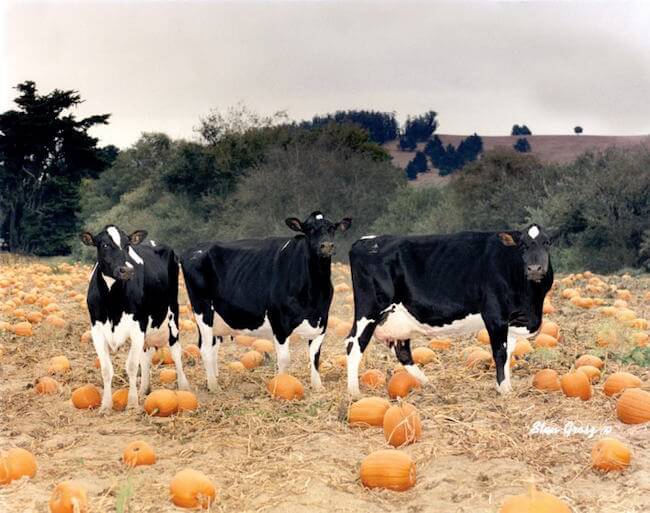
(412, 151, 428, 173)
(513, 137, 531, 153)
(405, 161, 418, 181)
(424, 135, 446, 169)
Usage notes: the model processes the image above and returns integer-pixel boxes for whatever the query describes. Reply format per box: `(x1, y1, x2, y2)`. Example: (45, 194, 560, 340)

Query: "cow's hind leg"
(194, 306, 218, 392)
(126, 328, 146, 408)
(168, 306, 190, 390)
(274, 335, 290, 374)
(345, 317, 377, 398)
(308, 334, 325, 389)
(139, 347, 155, 397)
(92, 325, 114, 411)
(485, 322, 512, 394)
(391, 339, 429, 384)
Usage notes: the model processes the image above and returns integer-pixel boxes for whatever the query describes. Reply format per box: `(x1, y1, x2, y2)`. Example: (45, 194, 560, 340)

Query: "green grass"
(116, 477, 135, 513)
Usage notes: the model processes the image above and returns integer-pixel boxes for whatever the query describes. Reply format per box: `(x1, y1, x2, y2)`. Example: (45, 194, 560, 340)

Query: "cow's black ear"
(129, 230, 148, 246)
(80, 232, 95, 247)
(337, 218, 352, 232)
(285, 217, 303, 233)
(498, 232, 517, 247)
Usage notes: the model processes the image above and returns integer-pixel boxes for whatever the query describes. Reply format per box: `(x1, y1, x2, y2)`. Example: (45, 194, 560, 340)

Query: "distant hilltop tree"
(425, 133, 483, 176)
(303, 110, 399, 145)
(513, 137, 531, 153)
(574, 126, 583, 135)
(511, 124, 532, 136)
(399, 110, 438, 150)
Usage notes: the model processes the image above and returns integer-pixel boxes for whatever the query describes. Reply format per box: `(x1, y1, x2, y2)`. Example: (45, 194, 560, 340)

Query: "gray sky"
(3, 0, 650, 148)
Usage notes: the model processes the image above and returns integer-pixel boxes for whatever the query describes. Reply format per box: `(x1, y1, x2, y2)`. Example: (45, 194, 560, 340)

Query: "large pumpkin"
(144, 389, 179, 416)
(411, 347, 436, 365)
(35, 376, 59, 395)
(575, 354, 603, 370)
(0, 448, 37, 484)
(49, 481, 88, 513)
(122, 441, 157, 467)
(560, 372, 592, 400)
(267, 373, 304, 401)
(360, 449, 416, 492)
(169, 468, 217, 509)
(532, 369, 560, 392)
(176, 391, 199, 412)
(603, 372, 642, 397)
(71, 384, 101, 409)
(383, 402, 422, 447)
(360, 369, 386, 389)
(348, 397, 390, 427)
(387, 371, 420, 399)
(616, 388, 650, 424)
(499, 485, 570, 513)
(591, 438, 631, 472)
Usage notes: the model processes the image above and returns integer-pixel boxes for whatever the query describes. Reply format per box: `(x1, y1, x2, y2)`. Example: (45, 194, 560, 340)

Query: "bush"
(513, 137, 531, 153)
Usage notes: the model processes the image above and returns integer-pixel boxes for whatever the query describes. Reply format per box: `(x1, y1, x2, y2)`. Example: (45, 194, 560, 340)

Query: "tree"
(513, 137, 531, 153)
(456, 133, 483, 164)
(424, 135, 445, 167)
(574, 126, 583, 135)
(511, 124, 532, 136)
(398, 132, 417, 151)
(303, 110, 399, 145)
(405, 161, 418, 181)
(411, 151, 428, 173)
(402, 111, 438, 144)
(0, 81, 110, 254)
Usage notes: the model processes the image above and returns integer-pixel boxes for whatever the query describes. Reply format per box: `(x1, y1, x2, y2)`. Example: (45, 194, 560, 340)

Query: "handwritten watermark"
(529, 420, 613, 439)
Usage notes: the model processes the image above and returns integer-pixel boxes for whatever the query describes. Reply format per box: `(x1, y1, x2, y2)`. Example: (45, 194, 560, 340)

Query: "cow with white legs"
(180, 211, 352, 392)
(81, 225, 189, 411)
(345, 225, 553, 397)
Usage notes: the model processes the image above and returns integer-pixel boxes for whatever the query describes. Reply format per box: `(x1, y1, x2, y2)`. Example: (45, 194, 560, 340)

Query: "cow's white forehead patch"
(528, 225, 540, 239)
(107, 226, 121, 248)
(315, 214, 323, 220)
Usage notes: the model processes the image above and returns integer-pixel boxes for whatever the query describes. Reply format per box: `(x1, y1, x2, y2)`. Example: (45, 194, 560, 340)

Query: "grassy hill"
(385, 134, 650, 186)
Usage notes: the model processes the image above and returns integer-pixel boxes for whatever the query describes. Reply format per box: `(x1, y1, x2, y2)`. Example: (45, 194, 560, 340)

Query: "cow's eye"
(102, 243, 109, 249)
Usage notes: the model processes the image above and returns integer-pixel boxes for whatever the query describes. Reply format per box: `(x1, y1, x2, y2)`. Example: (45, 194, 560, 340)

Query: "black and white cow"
(81, 225, 189, 411)
(345, 224, 553, 397)
(181, 211, 352, 391)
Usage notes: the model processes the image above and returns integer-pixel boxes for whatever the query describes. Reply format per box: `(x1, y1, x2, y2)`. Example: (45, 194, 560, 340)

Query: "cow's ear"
(128, 230, 148, 246)
(80, 232, 95, 247)
(285, 217, 303, 233)
(337, 218, 352, 232)
(498, 232, 517, 247)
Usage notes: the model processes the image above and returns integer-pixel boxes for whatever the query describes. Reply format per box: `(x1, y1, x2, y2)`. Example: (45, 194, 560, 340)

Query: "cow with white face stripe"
(81, 225, 189, 411)
(345, 224, 553, 397)
(181, 211, 352, 391)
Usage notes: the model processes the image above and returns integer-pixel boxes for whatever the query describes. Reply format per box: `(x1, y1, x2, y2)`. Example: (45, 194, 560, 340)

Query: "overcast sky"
(2, 1, 650, 148)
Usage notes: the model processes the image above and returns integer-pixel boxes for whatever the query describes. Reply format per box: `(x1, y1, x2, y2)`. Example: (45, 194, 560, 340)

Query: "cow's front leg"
(273, 335, 290, 374)
(92, 324, 114, 411)
(126, 328, 145, 408)
(486, 322, 512, 395)
(195, 310, 218, 392)
(308, 334, 325, 389)
(345, 317, 376, 398)
(392, 339, 429, 384)
(139, 346, 155, 397)
(168, 307, 191, 391)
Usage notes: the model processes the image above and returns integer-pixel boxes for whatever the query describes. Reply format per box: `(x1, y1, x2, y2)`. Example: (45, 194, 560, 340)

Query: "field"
(1, 256, 650, 513)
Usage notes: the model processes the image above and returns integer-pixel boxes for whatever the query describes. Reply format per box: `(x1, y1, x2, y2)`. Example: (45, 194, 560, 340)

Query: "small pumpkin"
(596, 330, 619, 347)
(540, 321, 559, 338)
(152, 346, 174, 365)
(112, 388, 129, 411)
(48, 481, 88, 513)
(387, 371, 421, 399)
(228, 361, 246, 373)
(532, 369, 560, 391)
(591, 438, 631, 472)
(560, 372, 592, 401)
(169, 468, 217, 509)
(35, 376, 59, 395)
(383, 402, 422, 447)
(176, 391, 199, 412)
(575, 354, 603, 370)
(360, 369, 386, 389)
(616, 388, 650, 424)
(240, 350, 263, 369)
(542, 301, 555, 314)
(45, 315, 66, 328)
(80, 330, 92, 344)
(476, 328, 490, 344)
(465, 348, 493, 368)
(334, 321, 353, 338)
(123, 440, 156, 467)
(513, 339, 533, 358)
(348, 397, 390, 427)
(71, 384, 102, 409)
(13, 321, 33, 337)
(159, 369, 177, 384)
(267, 373, 304, 401)
(0, 448, 37, 484)
(534, 333, 558, 348)
(144, 389, 179, 417)
(252, 339, 274, 353)
(411, 347, 436, 365)
(360, 449, 416, 492)
(576, 365, 601, 383)
(499, 485, 570, 513)
(234, 335, 255, 347)
(26, 311, 43, 324)
(603, 372, 642, 397)
(48, 355, 71, 374)
(428, 338, 451, 350)
(183, 344, 201, 361)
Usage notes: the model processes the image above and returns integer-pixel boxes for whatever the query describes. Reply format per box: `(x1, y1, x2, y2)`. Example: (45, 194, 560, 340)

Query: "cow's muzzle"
(320, 242, 336, 257)
(526, 264, 545, 283)
(117, 266, 135, 281)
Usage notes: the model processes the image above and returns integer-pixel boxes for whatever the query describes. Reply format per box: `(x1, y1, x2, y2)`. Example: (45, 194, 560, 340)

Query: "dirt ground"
(1, 258, 649, 513)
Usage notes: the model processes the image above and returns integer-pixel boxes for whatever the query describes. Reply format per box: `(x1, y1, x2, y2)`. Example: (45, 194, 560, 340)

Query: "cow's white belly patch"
(212, 311, 273, 338)
(290, 319, 323, 339)
(96, 314, 168, 352)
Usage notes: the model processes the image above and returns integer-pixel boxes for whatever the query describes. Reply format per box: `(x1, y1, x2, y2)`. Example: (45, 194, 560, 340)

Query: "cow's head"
(498, 224, 551, 283)
(80, 225, 148, 282)
(286, 211, 352, 258)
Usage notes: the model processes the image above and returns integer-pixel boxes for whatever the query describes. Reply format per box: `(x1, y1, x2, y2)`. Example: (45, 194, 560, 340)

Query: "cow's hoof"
(311, 382, 324, 392)
(348, 388, 362, 400)
(207, 382, 219, 393)
(495, 380, 513, 395)
(99, 404, 113, 415)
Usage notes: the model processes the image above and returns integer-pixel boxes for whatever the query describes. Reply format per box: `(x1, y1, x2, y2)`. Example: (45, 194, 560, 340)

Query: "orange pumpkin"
(476, 328, 490, 344)
(387, 371, 421, 399)
(616, 388, 650, 424)
(561, 288, 580, 299)
(383, 402, 422, 447)
(48, 481, 88, 513)
(591, 438, 631, 472)
(513, 339, 533, 358)
(576, 365, 601, 383)
(334, 321, 353, 338)
(542, 301, 555, 314)
(267, 373, 304, 401)
(183, 344, 201, 361)
(575, 354, 604, 370)
(360, 369, 386, 389)
(348, 397, 390, 427)
(570, 296, 594, 309)
(596, 330, 619, 347)
(234, 335, 255, 347)
(0, 448, 37, 484)
(360, 449, 416, 492)
(252, 339, 274, 353)
(13, 321, 33, 337)
(240, 350, 263, 369)
(48, 355, 71, 374)
(112, 389, 129, 411)
(176, 391, 199, 412)
(144, 389, 179, 416)
(532, 369, 561, 391)
(71, 384, 102, 409)
(499, 485, 570, 513)
(35, 376, 59, 395)
(122, 440, 156, 467)
(169, 468, 217, 509)
(465, 348, 493, 368)
(534, 333, 558, 348)
(152, 346, 174, 365)
(632, 332, 649, 347)
(159, 369, 177, 384)
(45, 315, 66, 328)
(540, 321, 559, 338)
(411, 346, 436, 365)
(428, 338, 452, 350)
(80, 330, 92, 344)
(560, 372, 592, 400)
(26, 311, 43, 324)
(228, 361, 246, 373)
(603, 372, 642, 397)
